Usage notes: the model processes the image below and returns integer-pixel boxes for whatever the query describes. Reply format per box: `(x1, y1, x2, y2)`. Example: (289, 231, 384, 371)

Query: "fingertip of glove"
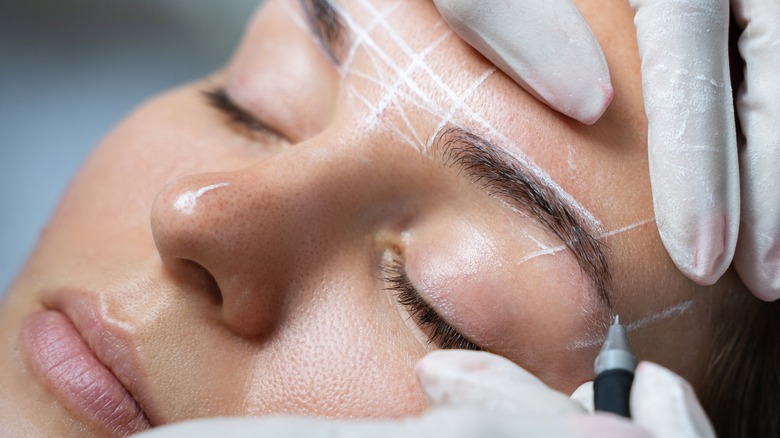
(632, 361, 716, 438)
(571, 79, 614, 125)
(569, 381, 594, 414)
(414, 350, 496, 397)
(735, 243, 780, 301)
(567, 414, 653, 438)
(749, 281, 780, 302)
(657, 209, 737, 286)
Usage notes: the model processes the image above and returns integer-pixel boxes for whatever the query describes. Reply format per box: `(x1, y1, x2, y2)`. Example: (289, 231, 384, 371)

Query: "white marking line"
(348, 67, 450, 124)
(599, 217, 656, 238)
(517, 245, 567, 265)
(567, 300, 695, 350)
(339, 3, 465, 124)
(349, 44, 448, 119)
(339, 12, 448, 123)
(426, 66, 497, 150)
(173, 183, 230, 215)
(523, 229, 552, 251)
(339, 3, 402, 78)
(626, 300, 694, 331)
(567, 144, 577, 171)
(360, 26, 452, 133)
(347, 85, 419, 149)
(353, 0, 601, 228)
(516, 217, 655, 266)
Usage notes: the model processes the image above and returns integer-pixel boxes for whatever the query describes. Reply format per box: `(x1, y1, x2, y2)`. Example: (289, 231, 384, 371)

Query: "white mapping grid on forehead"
(331, 0, 603, 228)
(324, 1, 659, 240)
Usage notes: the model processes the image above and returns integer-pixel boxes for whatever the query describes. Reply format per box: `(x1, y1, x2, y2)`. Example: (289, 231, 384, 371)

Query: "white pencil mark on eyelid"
(522, 229, 550, 251)
(566, 299, 694, 351)
(173, 183, 230, 215)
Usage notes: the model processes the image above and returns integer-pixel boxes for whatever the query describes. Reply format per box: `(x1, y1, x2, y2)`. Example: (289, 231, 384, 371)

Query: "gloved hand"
(432, 0, 780, 301)
(136, 350, 714, 437)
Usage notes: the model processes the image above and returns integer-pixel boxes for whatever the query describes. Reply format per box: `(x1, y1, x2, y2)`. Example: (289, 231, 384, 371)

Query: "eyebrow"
(434, 128, 612, 308)
(300, 0, 346, 65)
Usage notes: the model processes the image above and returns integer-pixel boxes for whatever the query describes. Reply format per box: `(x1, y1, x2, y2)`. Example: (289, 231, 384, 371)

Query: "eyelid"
(382, 257, 480, 351)
(300, 0, 345, 65)
(202, 87, 288, 141)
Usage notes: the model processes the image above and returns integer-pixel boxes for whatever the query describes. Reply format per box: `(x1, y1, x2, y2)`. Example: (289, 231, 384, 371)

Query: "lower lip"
(21, 310, 150, 437)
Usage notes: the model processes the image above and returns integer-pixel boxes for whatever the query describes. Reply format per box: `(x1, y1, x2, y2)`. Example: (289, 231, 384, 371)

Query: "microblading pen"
(593, 315, 636, 417)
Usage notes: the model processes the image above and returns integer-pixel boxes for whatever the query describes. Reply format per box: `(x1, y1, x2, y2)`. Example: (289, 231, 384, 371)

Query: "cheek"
(121, 261, 430, 420)
(30, 87, 262, 267)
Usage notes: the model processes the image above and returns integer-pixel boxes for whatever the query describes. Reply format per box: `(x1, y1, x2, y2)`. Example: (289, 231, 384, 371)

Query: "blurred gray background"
(0, 1, 261, 297)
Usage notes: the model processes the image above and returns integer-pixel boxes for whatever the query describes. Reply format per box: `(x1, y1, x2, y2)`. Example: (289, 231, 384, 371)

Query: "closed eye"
(382, 258, 480, 351)
(203, 87, 287, 140)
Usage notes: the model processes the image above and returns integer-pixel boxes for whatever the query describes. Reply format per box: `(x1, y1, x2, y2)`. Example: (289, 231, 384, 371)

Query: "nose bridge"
(150, 137, 392, 337)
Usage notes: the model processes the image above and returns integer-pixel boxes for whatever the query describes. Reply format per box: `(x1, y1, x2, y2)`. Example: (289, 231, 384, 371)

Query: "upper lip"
(42, 289, 154, 424)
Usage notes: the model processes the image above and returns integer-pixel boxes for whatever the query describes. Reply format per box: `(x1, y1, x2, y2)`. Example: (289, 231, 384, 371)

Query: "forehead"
(328, 1, 582, 163)
(330, 0, 606, 223)
(334, 0, 509, 148)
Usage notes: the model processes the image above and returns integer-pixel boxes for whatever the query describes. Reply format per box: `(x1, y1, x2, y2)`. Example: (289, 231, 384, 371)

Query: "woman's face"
(0, 0, 738, 436)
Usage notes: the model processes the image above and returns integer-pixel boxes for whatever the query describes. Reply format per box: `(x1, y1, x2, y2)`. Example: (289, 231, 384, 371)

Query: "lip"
(20, 292, 151, 437)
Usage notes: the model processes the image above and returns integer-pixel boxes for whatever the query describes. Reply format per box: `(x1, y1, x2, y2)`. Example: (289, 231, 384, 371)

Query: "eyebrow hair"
(300, 0, 345, 64)
(434, 128, 612, 308)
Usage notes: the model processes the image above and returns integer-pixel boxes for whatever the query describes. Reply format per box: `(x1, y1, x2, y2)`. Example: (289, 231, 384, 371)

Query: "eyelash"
(202, 87, 286, 140)
(382, 259, 480, 351)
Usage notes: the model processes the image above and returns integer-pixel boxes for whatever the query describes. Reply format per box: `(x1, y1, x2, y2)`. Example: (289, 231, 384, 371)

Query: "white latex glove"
(432, 0, 780, 300)
(136, 350, 714, 438)
(431, 0, 614, 125)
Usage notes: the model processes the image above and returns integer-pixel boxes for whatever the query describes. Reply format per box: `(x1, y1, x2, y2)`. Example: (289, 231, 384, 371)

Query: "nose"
(150, 141, 404, 338)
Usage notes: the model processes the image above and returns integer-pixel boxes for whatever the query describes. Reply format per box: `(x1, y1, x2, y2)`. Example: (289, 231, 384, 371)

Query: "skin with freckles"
(0, 0, 749, 436)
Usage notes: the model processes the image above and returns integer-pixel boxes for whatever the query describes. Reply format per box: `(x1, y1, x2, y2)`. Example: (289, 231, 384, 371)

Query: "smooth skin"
(0, 0, 745, 436)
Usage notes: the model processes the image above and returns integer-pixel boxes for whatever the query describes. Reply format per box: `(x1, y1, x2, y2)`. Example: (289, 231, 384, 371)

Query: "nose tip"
(151, 173, 235, 266)
(170, 182, 231, 216)
(151, 172, 283, 337)
(150, 172, 234, 299)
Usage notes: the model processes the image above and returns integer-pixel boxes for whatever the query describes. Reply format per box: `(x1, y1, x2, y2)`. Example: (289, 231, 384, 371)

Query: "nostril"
(164, 258, 223, 306)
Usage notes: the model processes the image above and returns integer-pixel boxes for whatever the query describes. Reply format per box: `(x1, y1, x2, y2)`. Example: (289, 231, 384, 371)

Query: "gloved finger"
(731, 0, 780, 301)
(415, 350, 585, 416)
(631, 361, 716, 438)
(432, 0, 613, 124)
(630, 0, 740, 285)
(570, 381, 595, 413)
(136, 416, 337, 438)
(137, 408, 651, 438)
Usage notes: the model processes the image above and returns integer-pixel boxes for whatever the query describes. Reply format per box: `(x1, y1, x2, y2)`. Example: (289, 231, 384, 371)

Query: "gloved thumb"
(631, 362, 715, 438)
(569, 381, 594, 413)
(415, 350, 585, 417)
